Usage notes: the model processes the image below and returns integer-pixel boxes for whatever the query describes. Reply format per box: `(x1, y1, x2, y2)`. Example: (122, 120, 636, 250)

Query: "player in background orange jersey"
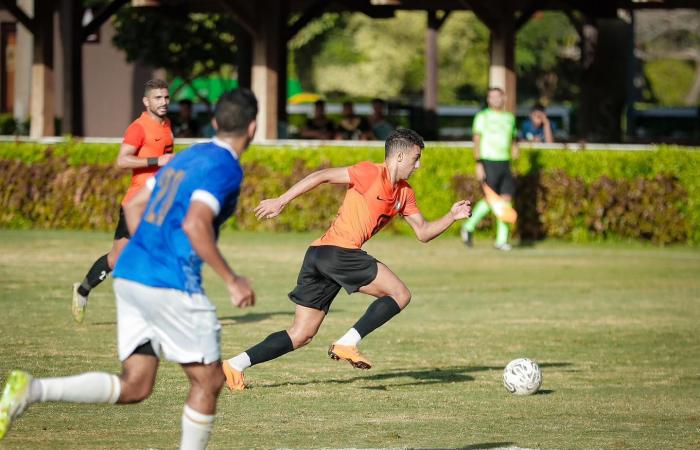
(71, 79, 174, 324)
(222, 128, 472, 390)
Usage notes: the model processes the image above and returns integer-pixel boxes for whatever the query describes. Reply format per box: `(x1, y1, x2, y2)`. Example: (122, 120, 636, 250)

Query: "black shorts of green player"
(289, 245, 380, 313)
(482, 160, 515, 197)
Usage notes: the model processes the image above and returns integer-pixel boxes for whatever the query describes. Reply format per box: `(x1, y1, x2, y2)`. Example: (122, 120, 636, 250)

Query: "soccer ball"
(503, 358, 542, 395)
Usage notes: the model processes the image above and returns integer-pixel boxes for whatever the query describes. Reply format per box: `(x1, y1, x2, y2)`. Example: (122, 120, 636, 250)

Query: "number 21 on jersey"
(145, 168, 185, 226)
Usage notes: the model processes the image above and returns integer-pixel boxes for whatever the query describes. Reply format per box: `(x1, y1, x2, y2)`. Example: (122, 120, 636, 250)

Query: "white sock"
(31, 372, 121, 404)
(180, 404, 214, 450)
(334, 328, 362, 346)
(227, 352, 251, 372)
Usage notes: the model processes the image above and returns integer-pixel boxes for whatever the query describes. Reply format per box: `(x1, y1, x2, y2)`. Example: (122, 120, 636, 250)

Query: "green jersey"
(472, 108, 516, 161)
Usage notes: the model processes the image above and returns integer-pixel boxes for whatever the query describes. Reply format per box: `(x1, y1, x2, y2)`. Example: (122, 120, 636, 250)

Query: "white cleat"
(494, 243, 512, 252)
(72, 282, 88, 324)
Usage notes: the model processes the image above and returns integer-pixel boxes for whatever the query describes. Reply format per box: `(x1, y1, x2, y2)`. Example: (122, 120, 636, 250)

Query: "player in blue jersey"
(0, 89, 258, 449)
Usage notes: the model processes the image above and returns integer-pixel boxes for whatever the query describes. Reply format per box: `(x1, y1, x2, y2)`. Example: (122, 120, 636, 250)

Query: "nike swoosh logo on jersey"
(155, 137, 162, 141)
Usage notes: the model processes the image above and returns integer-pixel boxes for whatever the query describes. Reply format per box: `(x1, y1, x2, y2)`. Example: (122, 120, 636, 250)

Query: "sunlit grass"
(0, 229, 699, 449)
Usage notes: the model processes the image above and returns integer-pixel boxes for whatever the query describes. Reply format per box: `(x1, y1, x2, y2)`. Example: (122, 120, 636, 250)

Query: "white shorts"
(113, 278, 221, 364)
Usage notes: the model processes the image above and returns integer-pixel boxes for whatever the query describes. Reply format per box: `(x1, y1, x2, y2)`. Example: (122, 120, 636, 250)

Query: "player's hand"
(227, 276, 255, 308)
(158, 153, 175, 166)
(475, 162, 486, 182)
(450, 200, 472, 221)
(255, 198, 285, 220)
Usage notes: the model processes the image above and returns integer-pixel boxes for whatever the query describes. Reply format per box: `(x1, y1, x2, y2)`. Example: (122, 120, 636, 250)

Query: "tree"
(516, 12, 580, 106)
(290, 11, 581, 107)
(296, 12, 426, 101)
(636, 10, 700, 106)
(112, 5, 242, 105)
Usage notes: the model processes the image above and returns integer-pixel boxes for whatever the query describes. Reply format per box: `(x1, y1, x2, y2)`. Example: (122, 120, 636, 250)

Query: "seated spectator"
(173, 99, 199, 138)
(520, 103, 555, 143)
(336, 101, 371, 140)
(368, 98, 394, 140)
(300, 100, 336, 140)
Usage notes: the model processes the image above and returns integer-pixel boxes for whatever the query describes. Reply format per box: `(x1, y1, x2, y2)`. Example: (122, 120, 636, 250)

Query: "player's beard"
(150, 106, 168, 119)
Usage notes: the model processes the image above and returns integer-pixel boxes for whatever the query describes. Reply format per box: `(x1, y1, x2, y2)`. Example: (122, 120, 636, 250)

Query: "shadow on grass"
(516, 239, 538, 248)
(537, 389, 555, 395)
(400, 444, 518, 450)
(91, 310, 302, 327)
(218, 310, 294, 325)
(538, 362, 572, 369)
(258, 362, 571, 390)
(452, 443, 516, 450)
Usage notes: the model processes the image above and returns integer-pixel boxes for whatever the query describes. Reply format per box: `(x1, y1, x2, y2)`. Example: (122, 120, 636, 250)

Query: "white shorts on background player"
(114, 278, 221, 364)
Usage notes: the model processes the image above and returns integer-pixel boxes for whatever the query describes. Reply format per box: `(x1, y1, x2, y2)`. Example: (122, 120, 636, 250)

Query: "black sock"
(78, 254, 111, 297)
(352, 296, 402, 338)
(246, 331, 294, 366)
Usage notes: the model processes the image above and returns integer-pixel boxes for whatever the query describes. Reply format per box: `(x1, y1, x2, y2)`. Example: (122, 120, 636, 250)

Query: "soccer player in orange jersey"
(222, 128, 472, 390)
(71, 79, 174, 324)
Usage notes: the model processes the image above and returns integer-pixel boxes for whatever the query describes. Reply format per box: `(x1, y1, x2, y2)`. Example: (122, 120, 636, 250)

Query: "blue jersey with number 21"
(113, 138, 243, 294)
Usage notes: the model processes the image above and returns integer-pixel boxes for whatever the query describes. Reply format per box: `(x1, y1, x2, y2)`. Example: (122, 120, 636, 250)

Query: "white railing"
(0, 135, 696, 152)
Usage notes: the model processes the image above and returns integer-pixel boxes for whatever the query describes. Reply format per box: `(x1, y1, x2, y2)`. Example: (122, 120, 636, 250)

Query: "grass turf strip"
(0, 229, 698, 449)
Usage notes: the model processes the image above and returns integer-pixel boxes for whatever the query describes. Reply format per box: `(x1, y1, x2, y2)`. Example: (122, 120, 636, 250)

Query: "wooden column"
(60, 0, 83, 136)
(13, 0, 32, 127)
(488, 13, 516, 112)
(424, 11, 438, 113)
(251, 0, 283, 141)
(579, 18, 630, 142)
(276, 0, 288, 138)
(423, 11, 450, 140)
(30, 0, 54, 137)
(236, 28, 252, 89)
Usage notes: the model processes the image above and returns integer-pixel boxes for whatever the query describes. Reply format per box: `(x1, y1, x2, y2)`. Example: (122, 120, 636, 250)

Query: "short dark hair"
(385, 128, 424, 158)
(214, 88, 258, 135)
(314, 100, 325, 108)
(371, 98, 385, 105)
(144, 79, 168, 97)
(531, 103, 545, 112)
(179, 99, 193, 107)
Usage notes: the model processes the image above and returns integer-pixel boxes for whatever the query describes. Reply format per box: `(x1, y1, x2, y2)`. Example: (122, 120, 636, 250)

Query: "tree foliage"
(516, 12, 580, 105)
(636, 10, 700, 106)
(111, 5, 241, 101)
(290, 11, 580, 106)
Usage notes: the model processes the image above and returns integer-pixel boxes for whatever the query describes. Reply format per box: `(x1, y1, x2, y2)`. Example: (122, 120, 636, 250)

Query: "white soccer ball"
(503, 358, 542, 395)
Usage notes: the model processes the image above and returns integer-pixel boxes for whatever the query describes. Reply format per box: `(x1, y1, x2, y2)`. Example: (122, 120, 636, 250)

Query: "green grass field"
(1, 229, 699, 449)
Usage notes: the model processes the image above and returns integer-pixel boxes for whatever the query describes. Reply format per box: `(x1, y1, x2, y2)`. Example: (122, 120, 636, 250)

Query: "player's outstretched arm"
(183, 202, 255, 308)
(254, 167, 351, 220)
(404, 200, 472, 243)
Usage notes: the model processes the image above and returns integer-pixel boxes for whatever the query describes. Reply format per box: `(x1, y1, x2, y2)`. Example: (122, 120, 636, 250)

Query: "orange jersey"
(121, 112, 174, 205)
(313, 161, 420, 249)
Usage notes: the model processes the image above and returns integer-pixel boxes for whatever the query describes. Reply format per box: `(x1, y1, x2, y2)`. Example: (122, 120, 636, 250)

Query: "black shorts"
(482, 160, 515, 197)
(113, 206, 130, 240)
(288, 246, 379, 313)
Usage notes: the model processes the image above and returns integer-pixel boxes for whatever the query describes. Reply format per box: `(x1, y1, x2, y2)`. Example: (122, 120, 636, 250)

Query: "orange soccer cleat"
(222, 361, 246, 391)
(328, 344, 372, 370)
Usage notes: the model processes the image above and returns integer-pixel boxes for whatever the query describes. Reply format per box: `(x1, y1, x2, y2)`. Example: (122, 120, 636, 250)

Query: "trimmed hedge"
(0, 141, 698, 245)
